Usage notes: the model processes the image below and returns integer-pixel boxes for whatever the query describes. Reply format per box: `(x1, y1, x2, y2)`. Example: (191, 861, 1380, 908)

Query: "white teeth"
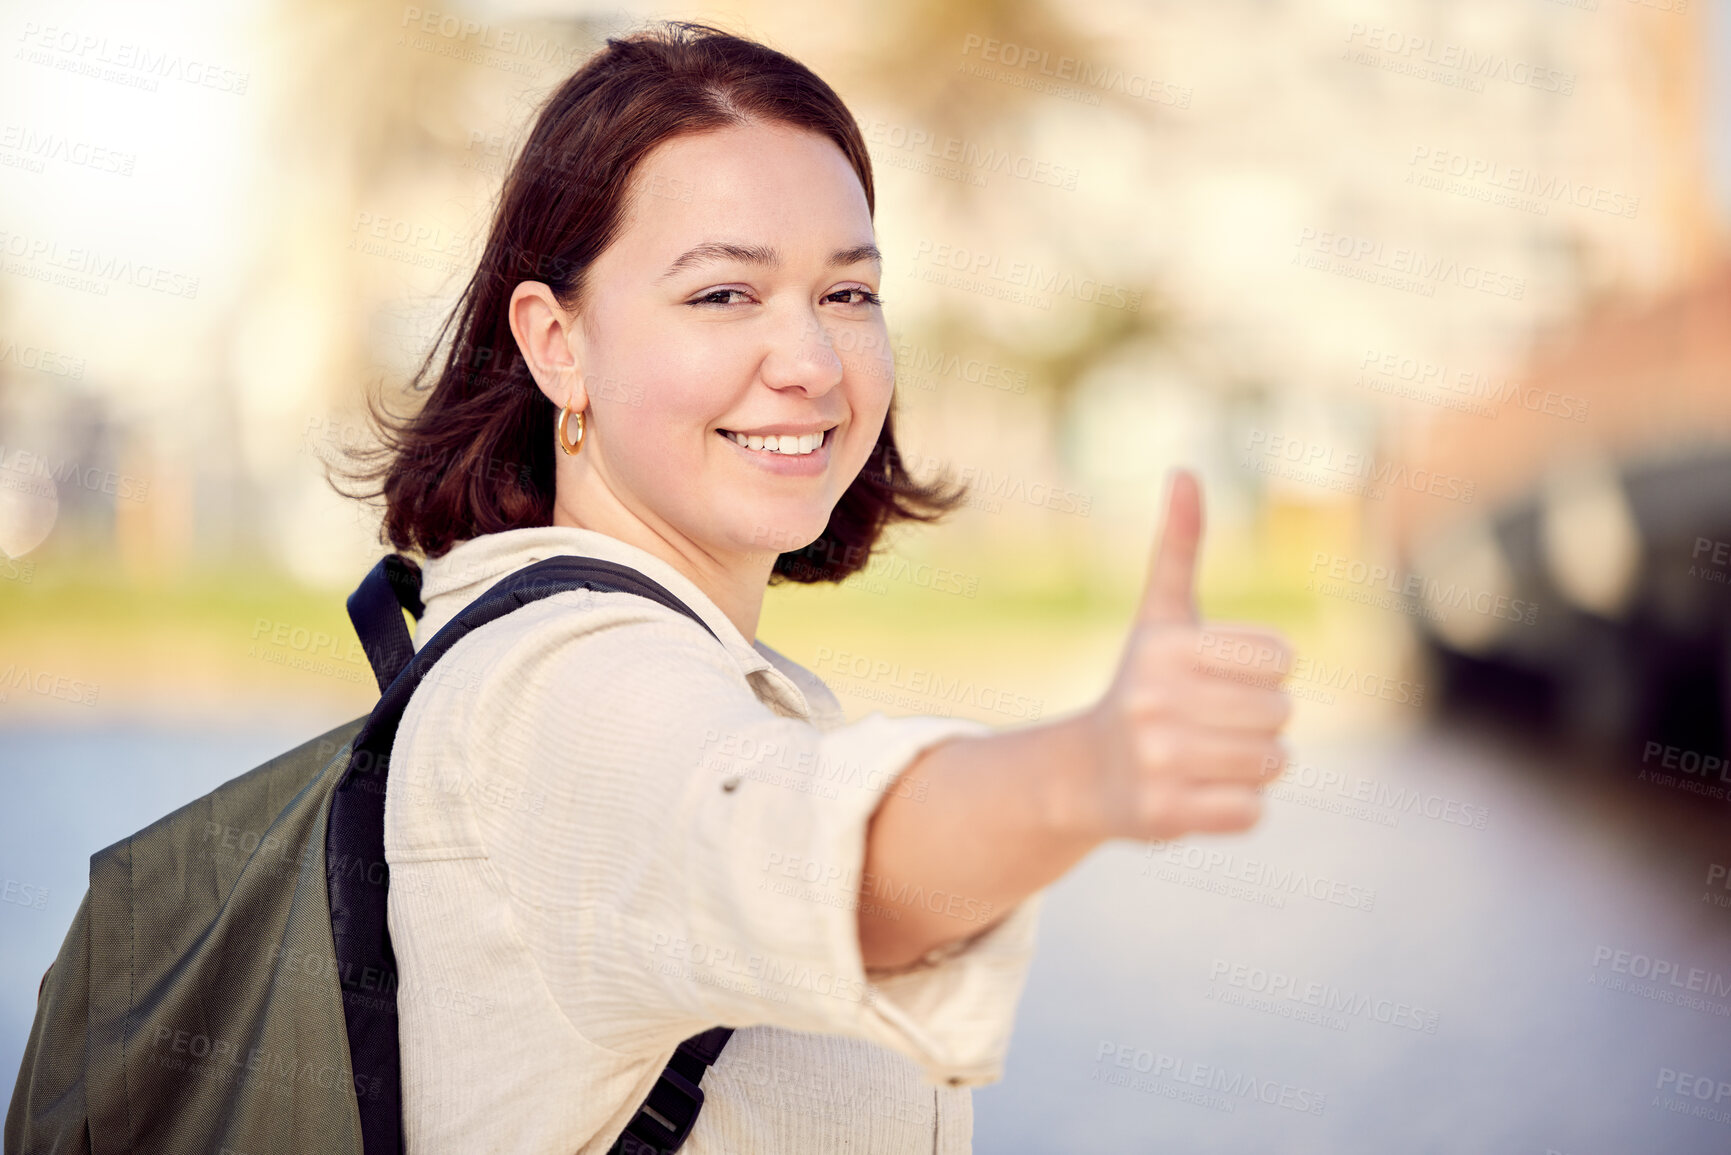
(723, 428, 827, 455)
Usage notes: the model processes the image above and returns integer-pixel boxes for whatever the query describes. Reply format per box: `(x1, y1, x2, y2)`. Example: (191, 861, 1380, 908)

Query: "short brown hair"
(339, 20, 966, 583)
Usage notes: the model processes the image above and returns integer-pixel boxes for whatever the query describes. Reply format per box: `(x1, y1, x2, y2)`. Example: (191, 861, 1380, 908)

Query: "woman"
(354, 20, 1292, 1154)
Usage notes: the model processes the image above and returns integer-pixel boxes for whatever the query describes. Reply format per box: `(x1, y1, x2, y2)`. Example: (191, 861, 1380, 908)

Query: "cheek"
(592, 353, 709, 445)
(843, 343, 894, 417)
(596, 389, 666, 444)
(841, 346, 895, 463)
(858, 336, 897, 398)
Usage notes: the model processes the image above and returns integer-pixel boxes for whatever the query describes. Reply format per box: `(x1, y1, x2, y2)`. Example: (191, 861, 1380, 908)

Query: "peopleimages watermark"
(1703, 863, 1731, 912)
(148, 1026, 383, 1100)
(0, 665, 100, 708)
(696, 726, 915, 803)
(1589, 945, 1731, 1017)
(757, 850, 998, 926)
(456, 128, 699, 205)
(1141, 841, 1377, 913)
(880, 449, 1094, 518)
(246, 617, 373, 686)
(262, 939, 496, 1019)
(743, 529, 982, 599)
(0, 228, 200, 299)
(1691, 537, 1731, 590)
(14, 21, 251, 96)
(1354, 347, 1589, 424)
(1243, 430, 1479, 505)
(1200, 643, 1427, 711)
(715, 1056, 934, 1128)
(1, 879, 50, 911)
(808, 645, 1044, 722)
(862, 117, 1079, 192)
(395, 7, 586, 79)
(249, 619, 488, 692)
(0, 335, 87, 379)
(1267, 757, 1490, 832)
(957, 34, 1192, 110)
(642, 931, 879, 1010)
(1206, 957, 1441, 1034)
(302, 415, 541, 492)
(909, 239, 1141, 313)
(1342, 23, 1576, 96)
(1091, 1042, 1326, 1116)
(0, 123, 136, 178)
(1404, 146, 1639, 219)
(194, 819, 438, 899)
(0, 444, 149, 502)
(1638, 740, 1731, 802)
(1292, 227, 1525, 300)
(1652, 1066, 1731, 1126)
(349, 210, 470, 277)
(893, 339, 1028, 394)
(1306, 550, 1539, 629)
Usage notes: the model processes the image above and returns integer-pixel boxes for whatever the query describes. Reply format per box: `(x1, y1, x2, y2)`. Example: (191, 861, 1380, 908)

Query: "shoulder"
(400, 588, 752, 749)
(457, 588, 741, 697)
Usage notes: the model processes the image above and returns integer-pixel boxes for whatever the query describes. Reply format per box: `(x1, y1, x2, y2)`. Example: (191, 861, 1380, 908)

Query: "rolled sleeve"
(466, 605, 1043, 1087)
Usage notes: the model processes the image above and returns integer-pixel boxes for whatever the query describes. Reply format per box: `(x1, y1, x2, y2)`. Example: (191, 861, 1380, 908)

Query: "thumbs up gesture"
(1077, 470, 1293, 841)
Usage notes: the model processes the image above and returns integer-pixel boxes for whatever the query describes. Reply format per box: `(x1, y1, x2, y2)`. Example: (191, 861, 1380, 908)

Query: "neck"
(550, 476, 770, 644)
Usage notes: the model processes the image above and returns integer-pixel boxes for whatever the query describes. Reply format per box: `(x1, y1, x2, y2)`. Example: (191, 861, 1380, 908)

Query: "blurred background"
(5, 0, 1731, 1149)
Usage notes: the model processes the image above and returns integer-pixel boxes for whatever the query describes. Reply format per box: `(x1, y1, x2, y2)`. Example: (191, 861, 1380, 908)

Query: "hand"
(1077, 469, 1293, 841)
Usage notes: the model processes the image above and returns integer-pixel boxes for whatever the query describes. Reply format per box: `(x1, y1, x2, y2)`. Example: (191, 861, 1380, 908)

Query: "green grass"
(1, 536, 1323, 722)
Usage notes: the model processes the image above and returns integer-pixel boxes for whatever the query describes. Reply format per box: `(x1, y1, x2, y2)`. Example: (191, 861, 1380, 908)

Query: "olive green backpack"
(5, 555, 735, 1155)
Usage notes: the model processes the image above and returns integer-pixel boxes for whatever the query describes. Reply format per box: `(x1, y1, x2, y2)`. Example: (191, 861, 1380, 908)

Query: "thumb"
(1138, 468, 1203, 625)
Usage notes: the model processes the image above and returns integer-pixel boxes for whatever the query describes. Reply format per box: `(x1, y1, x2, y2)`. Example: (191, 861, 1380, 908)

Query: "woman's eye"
(689, 288, 751, 306)
(687, 288, 881, 307)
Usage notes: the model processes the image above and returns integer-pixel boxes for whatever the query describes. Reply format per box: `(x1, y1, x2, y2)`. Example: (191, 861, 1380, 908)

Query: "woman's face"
(541, 120, 894, 569)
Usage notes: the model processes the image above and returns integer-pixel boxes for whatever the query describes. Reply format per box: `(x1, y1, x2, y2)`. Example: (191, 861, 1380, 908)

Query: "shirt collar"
(411, 525, 815, 719)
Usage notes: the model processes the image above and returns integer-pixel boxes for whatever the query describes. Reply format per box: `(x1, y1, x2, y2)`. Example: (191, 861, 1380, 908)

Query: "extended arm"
(858, 472, 1294, 970)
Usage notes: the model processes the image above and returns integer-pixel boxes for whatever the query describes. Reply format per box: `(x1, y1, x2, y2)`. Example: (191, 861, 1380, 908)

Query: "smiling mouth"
(716, 427, 833, 456)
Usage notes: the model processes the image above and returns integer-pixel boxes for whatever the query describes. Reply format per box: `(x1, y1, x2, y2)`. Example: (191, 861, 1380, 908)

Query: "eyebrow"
(656, 241, 882, 282)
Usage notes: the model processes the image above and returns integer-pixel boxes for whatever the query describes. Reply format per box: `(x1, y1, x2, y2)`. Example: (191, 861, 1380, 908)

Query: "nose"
(758, 307, 845, 396)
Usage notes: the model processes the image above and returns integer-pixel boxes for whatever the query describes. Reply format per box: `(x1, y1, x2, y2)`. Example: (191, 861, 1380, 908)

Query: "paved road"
(3, 722, 1728, 1151)
(975, 725, 1731, 1153)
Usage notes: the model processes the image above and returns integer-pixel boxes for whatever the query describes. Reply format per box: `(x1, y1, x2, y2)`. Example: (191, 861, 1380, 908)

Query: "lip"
(716, 425, 833, 477)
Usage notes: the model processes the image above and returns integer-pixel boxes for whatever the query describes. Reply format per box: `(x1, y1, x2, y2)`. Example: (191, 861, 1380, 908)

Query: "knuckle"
(1132, 725, 1184, 774)
(1126, 677, 1178, 718)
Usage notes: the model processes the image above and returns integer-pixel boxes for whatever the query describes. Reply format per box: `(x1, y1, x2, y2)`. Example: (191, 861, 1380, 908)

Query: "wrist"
(1032, 707, 1109, 848)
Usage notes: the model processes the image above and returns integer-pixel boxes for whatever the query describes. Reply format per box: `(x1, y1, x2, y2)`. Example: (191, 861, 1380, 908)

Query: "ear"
(507, 281, 587, 411)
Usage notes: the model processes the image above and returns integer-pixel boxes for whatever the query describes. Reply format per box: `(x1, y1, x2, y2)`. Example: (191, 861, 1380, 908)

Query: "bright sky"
(1, 0, 269, 414)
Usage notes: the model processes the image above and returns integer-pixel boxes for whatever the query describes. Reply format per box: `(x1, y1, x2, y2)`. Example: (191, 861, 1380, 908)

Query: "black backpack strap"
(609, 1026, 736, 1154)
(329, 554, 734, 1155)
(346, 554, 426, 693)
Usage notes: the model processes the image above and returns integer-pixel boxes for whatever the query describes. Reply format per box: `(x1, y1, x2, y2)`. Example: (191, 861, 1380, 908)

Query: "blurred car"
(1407, 446, 1731, 783)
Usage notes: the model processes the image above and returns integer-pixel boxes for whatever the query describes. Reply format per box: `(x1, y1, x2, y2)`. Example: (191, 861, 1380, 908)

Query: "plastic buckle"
(627, 1066, 706, 1152)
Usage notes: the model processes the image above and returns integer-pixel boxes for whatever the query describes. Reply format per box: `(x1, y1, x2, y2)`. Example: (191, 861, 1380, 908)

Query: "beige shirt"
(384, 526, 1044, 1154)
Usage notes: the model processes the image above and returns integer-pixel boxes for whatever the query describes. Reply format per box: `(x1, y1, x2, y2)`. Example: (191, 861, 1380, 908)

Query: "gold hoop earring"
(556, 404, 586, 456)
